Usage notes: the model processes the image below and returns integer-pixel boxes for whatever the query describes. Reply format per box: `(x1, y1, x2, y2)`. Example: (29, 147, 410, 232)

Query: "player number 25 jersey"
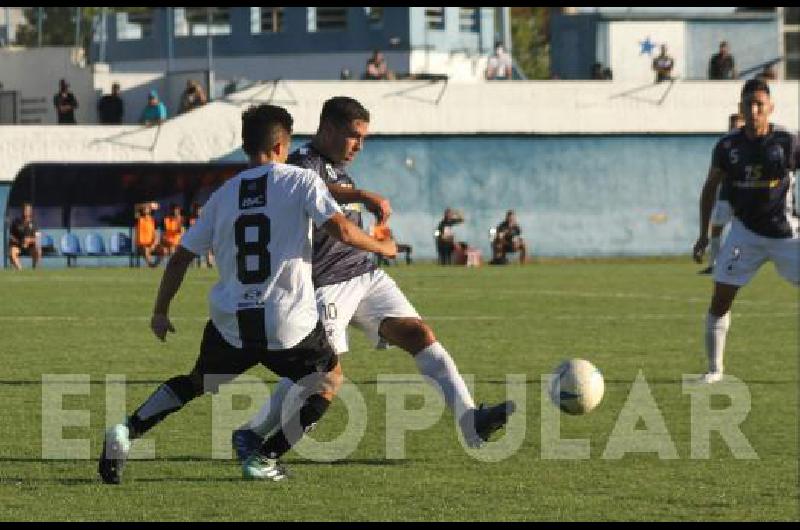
(180, 163, 342, 350)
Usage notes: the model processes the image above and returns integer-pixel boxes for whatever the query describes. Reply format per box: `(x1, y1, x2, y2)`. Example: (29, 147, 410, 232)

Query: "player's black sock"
(258, 394, 331, 459)
(127, 375, 199, 439)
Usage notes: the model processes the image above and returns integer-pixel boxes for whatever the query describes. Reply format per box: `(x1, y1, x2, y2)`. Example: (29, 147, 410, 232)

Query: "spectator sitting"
(179, 80, 207, 115)
(134, 202, 160, 267)
(365, 50, 395, 80)
(486, 42, 513, 80)
(8, 202, 41, 270)
(652, 44, 675, 83)
(97, 82, 124, 124)
(157, 203, 185, 259)
(340, 68, 352, 80)
(491, 210, 527, 265)
(591, 62, 604, 80)
(140, 90, 167, 126)
(371, 223, 412, 265)
(53, 78, 79, 124)
(602, 67, 613, 80)
(435, 207, 464, 265)
(708, 41, 736, 80)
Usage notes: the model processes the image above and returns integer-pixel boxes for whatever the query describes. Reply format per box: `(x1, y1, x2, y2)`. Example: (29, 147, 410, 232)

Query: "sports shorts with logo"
(713, 217, 800, 287)
(193, 319, 337, 393)
(316, 269, 420, 353)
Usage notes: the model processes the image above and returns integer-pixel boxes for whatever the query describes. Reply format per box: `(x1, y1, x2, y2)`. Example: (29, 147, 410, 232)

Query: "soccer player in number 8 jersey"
(98, 104, 397, 484)
(692, 79, 800, 383)
(231, 97, 516, 465)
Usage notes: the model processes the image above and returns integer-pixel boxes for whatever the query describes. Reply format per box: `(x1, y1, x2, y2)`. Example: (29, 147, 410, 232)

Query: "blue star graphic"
(639, 37, 656, 56)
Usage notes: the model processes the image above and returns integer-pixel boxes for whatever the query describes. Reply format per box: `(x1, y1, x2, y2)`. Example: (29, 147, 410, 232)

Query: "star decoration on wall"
(639, 37, 656, 56)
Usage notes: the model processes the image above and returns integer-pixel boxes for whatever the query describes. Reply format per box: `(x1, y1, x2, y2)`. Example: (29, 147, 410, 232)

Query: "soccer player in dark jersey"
(232, 97, 516, 464)
(692, 79, 799, 383)
(698, 112, 745, 275)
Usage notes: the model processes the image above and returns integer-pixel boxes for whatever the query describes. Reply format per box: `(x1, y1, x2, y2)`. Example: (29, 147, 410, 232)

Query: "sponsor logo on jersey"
(239, 176, 266, 210)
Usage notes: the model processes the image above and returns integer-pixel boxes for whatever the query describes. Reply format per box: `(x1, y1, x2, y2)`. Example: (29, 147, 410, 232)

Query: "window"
(250, 7, 284, 33)
(174, 7, 231, 37)
(425, 7, 445, 30)
(308, 7, 347, 32)
(459, 7, 478, 32)
(115, 9, 153, 41)
(786, 7, 800, 25)
(786, 31, 800, 80)
(364, 7, 383, 28)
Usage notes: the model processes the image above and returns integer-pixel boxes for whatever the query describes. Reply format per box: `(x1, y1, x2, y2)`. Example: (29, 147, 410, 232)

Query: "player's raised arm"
(322, 212, 397, 258)
(693, 166, 725, 263)
(327, 183, 392, 224)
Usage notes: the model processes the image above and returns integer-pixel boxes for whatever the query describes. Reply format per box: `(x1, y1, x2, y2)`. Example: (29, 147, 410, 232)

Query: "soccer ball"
(549, 358, 605, 415)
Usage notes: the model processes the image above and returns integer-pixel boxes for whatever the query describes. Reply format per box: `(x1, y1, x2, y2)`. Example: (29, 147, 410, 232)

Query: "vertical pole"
(37, 7, 43, 47)
(4, 7, 10, 44)
(206, 7, 214, 101)
(99, 7, 107, 63)
(166, 7, 174, 74)
(75, 6, 81, 47)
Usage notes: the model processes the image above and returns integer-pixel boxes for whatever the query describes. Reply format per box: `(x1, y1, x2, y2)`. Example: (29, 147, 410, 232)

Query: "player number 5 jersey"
(180, 163, 342, 350)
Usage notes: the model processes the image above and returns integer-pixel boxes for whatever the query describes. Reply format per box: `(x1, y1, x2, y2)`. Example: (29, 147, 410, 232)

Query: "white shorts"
(316, 269, 420, 353)
(713, 218, 800, 287)
(710, 199, 732, 227)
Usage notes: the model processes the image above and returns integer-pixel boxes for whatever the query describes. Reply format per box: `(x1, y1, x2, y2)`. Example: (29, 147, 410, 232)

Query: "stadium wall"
(1, 80, 798, 264)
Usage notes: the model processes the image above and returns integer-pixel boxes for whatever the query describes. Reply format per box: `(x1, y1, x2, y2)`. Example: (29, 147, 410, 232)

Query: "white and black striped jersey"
(180, 163, 342, 350)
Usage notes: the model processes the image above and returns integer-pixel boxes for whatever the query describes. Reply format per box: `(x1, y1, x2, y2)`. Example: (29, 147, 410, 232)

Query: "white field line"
(0, 313, 796, 323)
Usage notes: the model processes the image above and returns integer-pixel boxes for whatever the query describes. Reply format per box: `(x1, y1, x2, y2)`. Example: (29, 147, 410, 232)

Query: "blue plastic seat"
(85, 233, 107, 256)
(60, 233, 81, 267)
(110, 232, 132, 255)
(39, 232, 57, 256)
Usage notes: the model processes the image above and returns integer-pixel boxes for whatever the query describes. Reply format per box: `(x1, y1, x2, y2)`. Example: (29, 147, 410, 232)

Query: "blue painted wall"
(219, 134, 722, 259)
(91, 8, 414, 63)
(14, 133, 796, 267)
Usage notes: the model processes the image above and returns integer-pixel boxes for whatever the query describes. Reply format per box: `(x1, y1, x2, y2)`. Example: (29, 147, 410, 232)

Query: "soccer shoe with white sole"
(232, 428, 263, 464)
(698, 372, 723, 384)
(98, 423, 131, 484)
(242, 454, 289, 481)
(460, 401, 517, 448)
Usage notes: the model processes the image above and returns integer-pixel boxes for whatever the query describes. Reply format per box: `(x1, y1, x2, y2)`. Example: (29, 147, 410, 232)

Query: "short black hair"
(241, 104, 293, 158)
(319, 97, 370, 129)
(741, 78, 770, 99)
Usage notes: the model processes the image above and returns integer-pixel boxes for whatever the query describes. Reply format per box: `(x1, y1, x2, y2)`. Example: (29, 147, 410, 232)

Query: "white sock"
(709, 236, 721, 267)
(705, 312, 730, 374)
(414, 342, 476, 421)
(245, 377, 296, 437)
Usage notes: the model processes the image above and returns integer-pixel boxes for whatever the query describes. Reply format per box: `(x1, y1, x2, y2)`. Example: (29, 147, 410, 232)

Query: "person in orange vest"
(158, 203, 185, 259)
(135, 202, 159, 267)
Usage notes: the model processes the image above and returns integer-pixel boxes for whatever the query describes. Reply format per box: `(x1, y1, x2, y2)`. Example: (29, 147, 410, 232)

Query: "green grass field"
(0, 260, 797, 521)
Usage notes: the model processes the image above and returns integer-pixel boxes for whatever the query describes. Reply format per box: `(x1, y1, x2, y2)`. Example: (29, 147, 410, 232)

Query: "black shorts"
(192, 320, 337, 393)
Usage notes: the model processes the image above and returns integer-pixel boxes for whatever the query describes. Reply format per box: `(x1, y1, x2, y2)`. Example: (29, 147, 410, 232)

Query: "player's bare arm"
(150, 245, 197, 341)
(327, 183, 392, 224)
(693, 166, 725, 263)
(322, 212, 397, 258)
